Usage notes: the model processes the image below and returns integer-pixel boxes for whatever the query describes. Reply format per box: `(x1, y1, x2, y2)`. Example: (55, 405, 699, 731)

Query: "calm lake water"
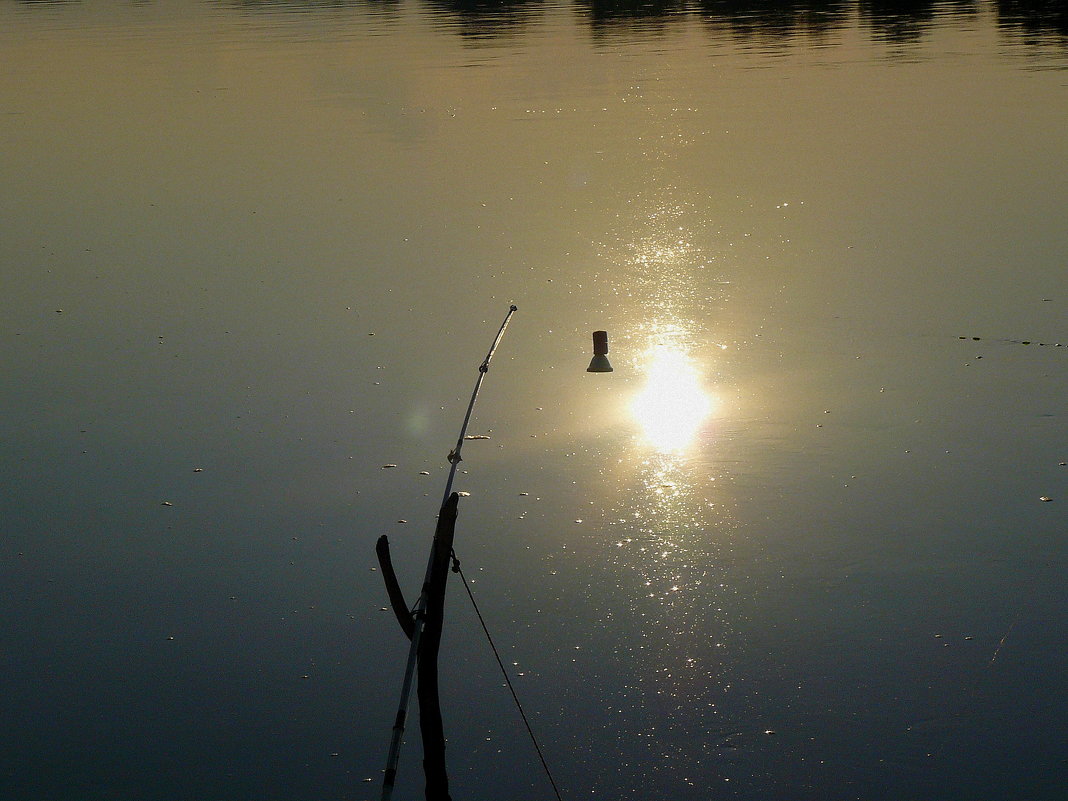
(2, 1, 1066, 800)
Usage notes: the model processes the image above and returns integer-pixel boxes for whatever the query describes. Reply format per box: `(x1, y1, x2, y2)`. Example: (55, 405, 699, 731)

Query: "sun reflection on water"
(587, 193, 750, 733)
(601, 444, 742, 726)
(623, 452, 728, 606)
(631, 340, 714, 453)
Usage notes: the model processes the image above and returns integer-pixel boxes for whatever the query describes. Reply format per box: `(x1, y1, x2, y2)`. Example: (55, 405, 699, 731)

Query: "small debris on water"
(419, 471, 430, 475)
(397, 519, 407, 524)
(160, 501, 173, 507)
(1039, 496, 1052, 502)
(519, 492, 529, 496)
(464, 434, 491, 440)
(381, 464, 397, 469)
(193, 467, 204, 472)
(457, 491, 471, 497)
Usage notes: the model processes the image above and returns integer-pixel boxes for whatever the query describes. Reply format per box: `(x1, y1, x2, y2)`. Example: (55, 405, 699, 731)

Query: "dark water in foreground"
(2, 1, 1067, 800)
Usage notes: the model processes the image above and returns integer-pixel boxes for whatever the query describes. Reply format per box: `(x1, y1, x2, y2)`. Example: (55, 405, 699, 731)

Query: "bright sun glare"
(631, 346, 713, 452)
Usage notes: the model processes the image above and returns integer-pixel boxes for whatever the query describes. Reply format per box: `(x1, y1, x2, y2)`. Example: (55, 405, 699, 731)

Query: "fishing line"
(451, 551, 567, 801)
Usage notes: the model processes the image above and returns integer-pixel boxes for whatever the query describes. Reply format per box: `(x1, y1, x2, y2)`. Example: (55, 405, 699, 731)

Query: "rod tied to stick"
(378, 304, 517, 801)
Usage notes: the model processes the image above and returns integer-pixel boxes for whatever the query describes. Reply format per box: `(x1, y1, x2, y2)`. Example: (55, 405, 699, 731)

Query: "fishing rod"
(379, 304, 518, 801)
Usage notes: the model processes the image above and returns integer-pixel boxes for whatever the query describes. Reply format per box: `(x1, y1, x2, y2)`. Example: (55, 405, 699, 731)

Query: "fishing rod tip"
(510, 304, 518, 312)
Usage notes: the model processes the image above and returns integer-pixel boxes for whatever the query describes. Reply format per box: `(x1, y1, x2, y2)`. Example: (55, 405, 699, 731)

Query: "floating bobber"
(587, 330, 613, 372)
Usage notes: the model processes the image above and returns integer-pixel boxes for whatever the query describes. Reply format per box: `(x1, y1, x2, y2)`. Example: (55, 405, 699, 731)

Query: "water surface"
(2, 2, 1066, 800)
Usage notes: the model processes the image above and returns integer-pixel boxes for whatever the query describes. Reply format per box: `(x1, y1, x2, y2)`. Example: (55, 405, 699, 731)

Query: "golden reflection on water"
(631, 340, 714, 453)
(597, 196, 745, 709)
(621, 435, 734, 611)
(606, 326, 738, 642)
(606, 441, 741, 715)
